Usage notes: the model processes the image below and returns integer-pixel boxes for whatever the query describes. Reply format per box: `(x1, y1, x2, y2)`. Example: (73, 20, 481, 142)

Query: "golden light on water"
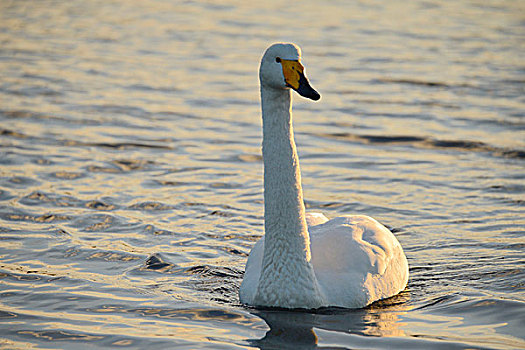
(0, 0, 524, 348)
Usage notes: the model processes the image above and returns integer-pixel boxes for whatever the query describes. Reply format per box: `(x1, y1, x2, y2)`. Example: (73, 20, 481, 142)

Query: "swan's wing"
(305, 212, 329, 227)
(310, 215, 408, 307)
(239, 237, 265, 304)
(310, 215, 396, 275)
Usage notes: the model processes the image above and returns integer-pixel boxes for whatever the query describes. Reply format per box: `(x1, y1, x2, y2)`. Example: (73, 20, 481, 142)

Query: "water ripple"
(318, 132, 525, 159)
(0, 0, 524, 349)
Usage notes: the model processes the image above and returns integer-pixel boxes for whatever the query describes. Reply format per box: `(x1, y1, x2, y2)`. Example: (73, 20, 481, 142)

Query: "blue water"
(0, 0, 524, 348)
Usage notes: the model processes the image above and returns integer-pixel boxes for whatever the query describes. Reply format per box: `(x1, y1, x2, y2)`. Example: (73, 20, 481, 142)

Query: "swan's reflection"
(250, 309, 320, 349)
(248, 291, 410, 349)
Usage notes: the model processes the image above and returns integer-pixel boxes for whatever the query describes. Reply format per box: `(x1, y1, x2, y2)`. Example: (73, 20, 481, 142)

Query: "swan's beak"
(281, 59, 321, 101)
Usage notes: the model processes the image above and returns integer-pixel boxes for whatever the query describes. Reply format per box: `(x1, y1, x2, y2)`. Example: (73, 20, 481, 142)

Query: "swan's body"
(239, 43, 408, 309)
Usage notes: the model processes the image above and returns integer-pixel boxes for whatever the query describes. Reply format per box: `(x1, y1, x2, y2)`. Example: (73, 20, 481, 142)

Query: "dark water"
(1, 0, 524, 349)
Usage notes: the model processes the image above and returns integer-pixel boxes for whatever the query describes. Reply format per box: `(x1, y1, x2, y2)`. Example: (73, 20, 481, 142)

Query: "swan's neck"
(256, 84, 323, 308)
(261, 86, 310, 256)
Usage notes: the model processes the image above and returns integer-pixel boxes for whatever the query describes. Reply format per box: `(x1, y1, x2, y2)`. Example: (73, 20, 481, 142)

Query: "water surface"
(0, 0, 524, 349)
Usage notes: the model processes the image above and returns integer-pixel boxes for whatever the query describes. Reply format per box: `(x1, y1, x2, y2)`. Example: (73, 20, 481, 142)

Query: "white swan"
(239, 43, 409, 309)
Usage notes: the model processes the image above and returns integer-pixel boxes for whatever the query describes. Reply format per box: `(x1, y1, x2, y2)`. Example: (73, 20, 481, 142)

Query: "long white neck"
(261, 86, 310, 256)
(255, 84, 323, 308)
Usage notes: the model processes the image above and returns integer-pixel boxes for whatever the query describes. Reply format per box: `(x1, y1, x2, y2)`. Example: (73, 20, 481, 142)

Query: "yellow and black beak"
(280, 59, 320, 101)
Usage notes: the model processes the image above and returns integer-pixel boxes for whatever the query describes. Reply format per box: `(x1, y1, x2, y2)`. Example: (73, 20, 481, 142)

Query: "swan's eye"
(275, 57, 281, 63)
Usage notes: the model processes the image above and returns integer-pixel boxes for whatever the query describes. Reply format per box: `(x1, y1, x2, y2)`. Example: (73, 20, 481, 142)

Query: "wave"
(317, 132, 525, 160)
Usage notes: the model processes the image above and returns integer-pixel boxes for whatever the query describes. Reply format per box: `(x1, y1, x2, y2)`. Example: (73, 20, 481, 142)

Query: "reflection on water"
(251, 295, 411, 350)
(1, 0, 524, 348)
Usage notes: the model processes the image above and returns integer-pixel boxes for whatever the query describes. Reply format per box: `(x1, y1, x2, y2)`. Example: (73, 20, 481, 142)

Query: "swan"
(239, 43, 409, 309)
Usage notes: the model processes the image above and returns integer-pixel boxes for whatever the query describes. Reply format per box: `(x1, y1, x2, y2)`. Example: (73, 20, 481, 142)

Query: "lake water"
(0, 0, 524, 349)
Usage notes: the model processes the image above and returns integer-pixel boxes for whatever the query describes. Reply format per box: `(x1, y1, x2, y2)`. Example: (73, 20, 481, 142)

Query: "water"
(0, 0, 524, 348)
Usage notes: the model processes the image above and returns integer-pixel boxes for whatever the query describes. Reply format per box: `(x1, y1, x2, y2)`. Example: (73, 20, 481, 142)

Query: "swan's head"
(260, 43, 320, 101)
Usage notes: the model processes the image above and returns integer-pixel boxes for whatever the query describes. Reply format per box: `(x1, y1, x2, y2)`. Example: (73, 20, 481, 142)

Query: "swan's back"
(310, 215, 409, 307)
